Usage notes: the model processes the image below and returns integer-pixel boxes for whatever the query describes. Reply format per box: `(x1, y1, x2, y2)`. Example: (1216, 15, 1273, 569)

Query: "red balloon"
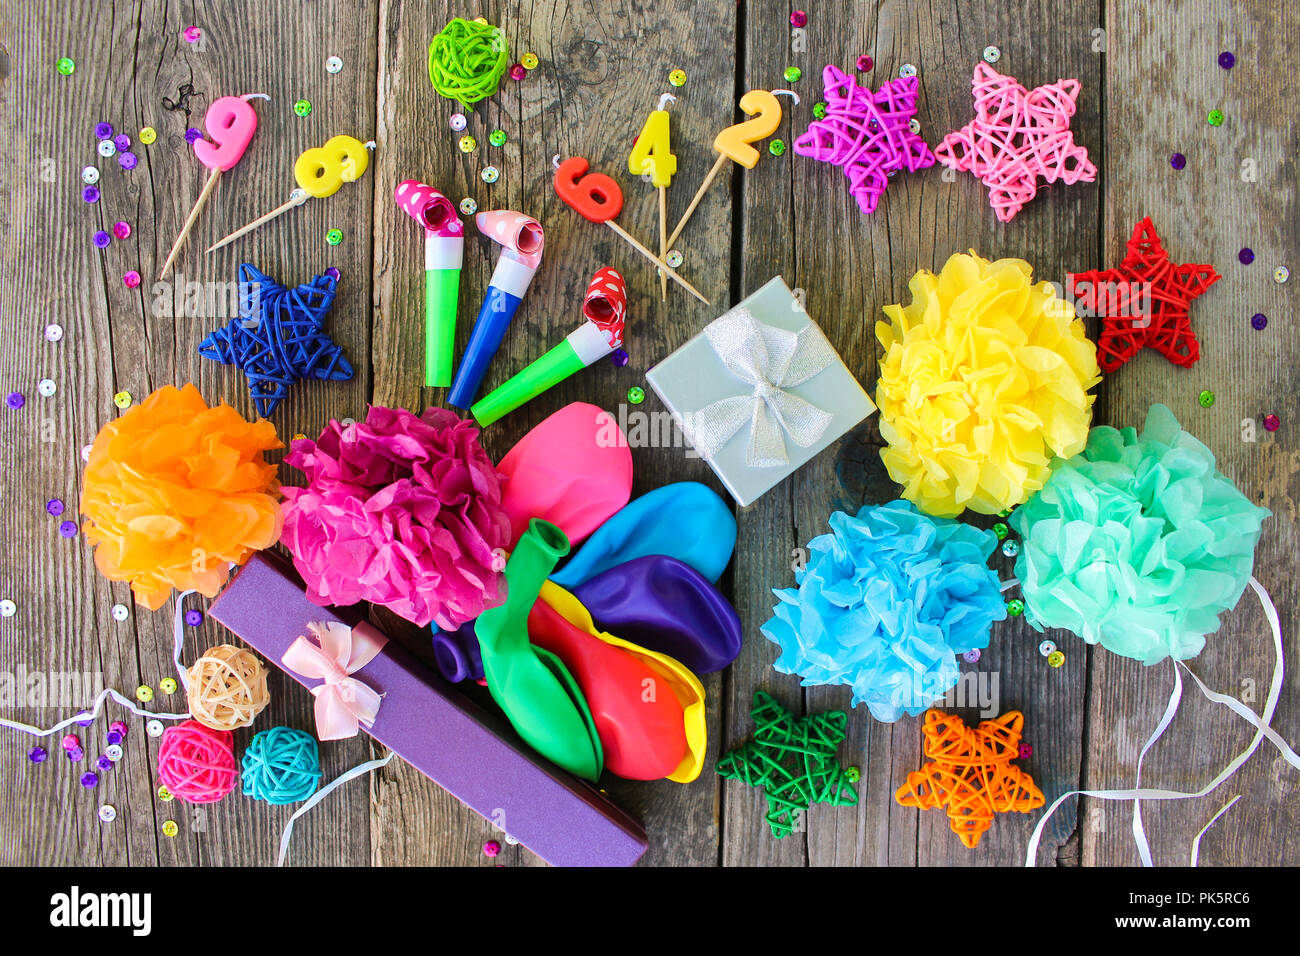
(528, 596, 686, 780)
(554, 157, 624, 223)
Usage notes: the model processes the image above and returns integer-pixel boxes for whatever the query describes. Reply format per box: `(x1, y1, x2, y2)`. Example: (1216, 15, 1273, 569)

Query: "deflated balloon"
(551, 482, 736, 588)
(572, 555, 742, 674)
(533, 582, 707, 783)
(497, 403, 632, 548)
(474, 519, 603, 781)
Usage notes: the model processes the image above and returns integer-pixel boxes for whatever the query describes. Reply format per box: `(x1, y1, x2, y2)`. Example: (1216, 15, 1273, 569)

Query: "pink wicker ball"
(157, 719, 238, 803)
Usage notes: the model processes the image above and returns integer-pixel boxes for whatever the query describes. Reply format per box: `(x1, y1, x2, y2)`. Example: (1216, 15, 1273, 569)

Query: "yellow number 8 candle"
(294, 135, 372, 198)
(208, 135, 376, 253)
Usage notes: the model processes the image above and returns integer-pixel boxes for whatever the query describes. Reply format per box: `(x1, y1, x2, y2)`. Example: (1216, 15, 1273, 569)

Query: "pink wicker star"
(936, 62, 1096, 222)
(793, 65, 935, 214)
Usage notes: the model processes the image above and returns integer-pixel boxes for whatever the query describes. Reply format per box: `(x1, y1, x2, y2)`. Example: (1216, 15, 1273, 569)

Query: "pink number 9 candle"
(160, 94, 265, 278)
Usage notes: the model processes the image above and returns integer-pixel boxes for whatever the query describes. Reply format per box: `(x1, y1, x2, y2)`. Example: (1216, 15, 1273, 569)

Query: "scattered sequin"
(123, 271, 141, 288)
(508, 63, 526, 81)
(37, 378, 56, 397)
(0, 599, 15, 617)
(611, 348, 629, 367)
(183, 26, 202, 43)
(813, 101, 827, 119)
(113, 134, 131, 151)
(111, 604, 129, 621)
(56, 57, 76, 75)
(627, 386, 645, 405)
(1047, 650, 1065, 668)
(489, 129, 507, 147)
(29, 747, 47, 763)
(162, 820, 179, 837)
(98, 139, 116, 158)
(983, 46, 1001, 64)
(94, 122, 113, 139)
(856, 54, 874, 72)
(459, 197, 477, 215)
(46, 499, 64, 516)
(962, 648, 982, 663)
(1264, 414, 1280, 432)
(98, 805, 117, 822)
(159, 677, 177, 695)
(1000, 538, 1020, 558)
(326, 228, 343, 245)
(119, 152, 138, 170)
(458, 134, 477, 152)
(157, 784, 173, 800)
(185, 609, 204, 627)
(1038, 640, 1056, 657)
(93, 231, 111, 249)
(82, 166, 100, 184)
(669, 69, 686, 87)
(1198, 389, 1215, 408)
(768, 139, 786, 156)
(45, 324, 63, 342)
(326, 55, 343, 74)
(185, 128, 204, 144)
(522, 53, 539, 70)
(135, 685, 153, 702)
(449, 113, 467, 131)
(82, 186, 100, 204)
(147, 720, 165, 737)
(1218, 51, 1236, 69)
(294, 99, 313, 117)
(80, 772, 99, 789)
(1251, 313, 1267, 330)
(1238, 247, 1254, 265)
(1170, 152, 1186, 170)
(1274, 266, 1289, 284)
(6, 392, 25, 409)
(1007, 598, 1025, 617)
(1018, 743, 1032, 759)
(481, 166, 499, 184)
(59, 521, 78, 538)
(1207, 109, 1224, 127)
(113, 221, 132, 240)
(114, 391, 132, 409)
(899, 63, 917, 78)
(139, 126, 157, 145)
(790, 10, 807, 27)
(783, 66, 802, 83)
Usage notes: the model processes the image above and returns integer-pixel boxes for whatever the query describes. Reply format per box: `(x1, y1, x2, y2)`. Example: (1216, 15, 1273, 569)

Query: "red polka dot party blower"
(471, 268, 628, 427)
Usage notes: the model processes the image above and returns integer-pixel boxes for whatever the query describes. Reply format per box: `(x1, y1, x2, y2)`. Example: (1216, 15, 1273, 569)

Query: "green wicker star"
(716, 691, 858, 838)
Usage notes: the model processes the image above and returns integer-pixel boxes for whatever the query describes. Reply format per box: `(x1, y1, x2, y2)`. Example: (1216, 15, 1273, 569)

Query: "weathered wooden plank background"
(0, 0, 1294, 867)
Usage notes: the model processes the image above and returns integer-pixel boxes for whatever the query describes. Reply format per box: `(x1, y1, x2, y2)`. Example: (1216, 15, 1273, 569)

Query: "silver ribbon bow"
(687, 307, 836, 467)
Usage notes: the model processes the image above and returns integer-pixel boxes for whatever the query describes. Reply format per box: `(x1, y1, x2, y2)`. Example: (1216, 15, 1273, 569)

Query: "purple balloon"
(572, 555, 742, 674)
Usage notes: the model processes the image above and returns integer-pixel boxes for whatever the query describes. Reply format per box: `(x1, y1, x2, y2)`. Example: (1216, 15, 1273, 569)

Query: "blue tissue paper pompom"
(760, 499, 1007, 722)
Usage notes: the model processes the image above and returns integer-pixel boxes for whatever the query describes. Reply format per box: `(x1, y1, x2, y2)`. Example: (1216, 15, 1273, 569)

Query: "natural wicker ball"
(241, 727, 322, 805)
(186, 644, 270, 731)
(157, 719, 238, 803)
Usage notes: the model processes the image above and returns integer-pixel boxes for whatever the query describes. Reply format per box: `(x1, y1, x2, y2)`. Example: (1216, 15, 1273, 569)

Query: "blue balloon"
(551, 482, 736, 588)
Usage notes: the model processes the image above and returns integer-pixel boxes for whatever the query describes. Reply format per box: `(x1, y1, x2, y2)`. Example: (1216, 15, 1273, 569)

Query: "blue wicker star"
(199, 264, 353, 417)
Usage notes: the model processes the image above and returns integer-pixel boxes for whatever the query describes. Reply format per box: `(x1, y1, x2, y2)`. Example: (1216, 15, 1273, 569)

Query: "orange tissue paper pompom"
(79, 384, 283, 610)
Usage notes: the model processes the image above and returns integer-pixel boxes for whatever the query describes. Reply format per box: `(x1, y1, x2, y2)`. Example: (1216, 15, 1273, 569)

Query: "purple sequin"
(1252, 313, 1268, 330)
(93, 231, 111, 249)
(94, 122, 113, 139)
(1170, 153, 1186, 170)
(28, 747, 47, 763)
(1239, 248, 1255, 265)
(1219, 51, 1236, 69)
(185, 127, 204, 144)
(119, 151, 138, 170)
(80, 771, 99, 788)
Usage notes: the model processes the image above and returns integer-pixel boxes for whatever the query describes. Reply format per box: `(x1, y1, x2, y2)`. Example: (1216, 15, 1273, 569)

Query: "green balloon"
(475, 519, 603, 780)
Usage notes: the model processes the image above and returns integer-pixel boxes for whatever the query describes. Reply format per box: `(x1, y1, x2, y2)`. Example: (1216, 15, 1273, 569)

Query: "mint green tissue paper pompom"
(1010, 404, 1270, 664)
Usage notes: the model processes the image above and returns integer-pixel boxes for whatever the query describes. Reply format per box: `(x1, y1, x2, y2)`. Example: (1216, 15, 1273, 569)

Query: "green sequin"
(294, 99, 313, 117)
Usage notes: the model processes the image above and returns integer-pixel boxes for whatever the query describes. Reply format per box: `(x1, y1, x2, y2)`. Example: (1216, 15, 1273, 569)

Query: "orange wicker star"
(1069, 218, 1221, 373)
(894, 709, 1044, 848)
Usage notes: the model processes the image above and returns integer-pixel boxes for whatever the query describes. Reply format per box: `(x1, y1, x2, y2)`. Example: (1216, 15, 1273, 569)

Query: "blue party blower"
(447, 210, 545, 408)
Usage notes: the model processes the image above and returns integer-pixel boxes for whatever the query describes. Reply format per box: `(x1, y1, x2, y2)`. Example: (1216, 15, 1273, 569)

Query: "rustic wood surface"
(0, 0, 1294, 867)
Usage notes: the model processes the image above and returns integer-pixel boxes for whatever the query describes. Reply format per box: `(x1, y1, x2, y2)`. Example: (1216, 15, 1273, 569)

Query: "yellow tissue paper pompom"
(876, 253, 1101, 518)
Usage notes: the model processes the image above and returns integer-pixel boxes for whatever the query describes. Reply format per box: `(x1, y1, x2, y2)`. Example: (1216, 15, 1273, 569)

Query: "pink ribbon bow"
(282, 621, 387, 740)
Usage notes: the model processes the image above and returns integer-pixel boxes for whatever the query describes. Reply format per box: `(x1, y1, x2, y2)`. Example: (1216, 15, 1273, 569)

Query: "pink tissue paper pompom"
(281, 406, 512, 629)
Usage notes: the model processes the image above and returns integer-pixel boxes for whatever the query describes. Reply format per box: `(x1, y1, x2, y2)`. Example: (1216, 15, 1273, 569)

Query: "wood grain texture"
(1082, 0, 1300, 867)
(0, 0, 1295, 868)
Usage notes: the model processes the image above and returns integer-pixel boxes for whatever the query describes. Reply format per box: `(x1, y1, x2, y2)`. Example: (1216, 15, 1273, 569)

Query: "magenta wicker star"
(793, 65, 935, 214)
(935, 62, 1096, 222)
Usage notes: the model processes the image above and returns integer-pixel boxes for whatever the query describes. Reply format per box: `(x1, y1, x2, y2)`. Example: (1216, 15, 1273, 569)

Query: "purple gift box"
(210, 551, 648, 867)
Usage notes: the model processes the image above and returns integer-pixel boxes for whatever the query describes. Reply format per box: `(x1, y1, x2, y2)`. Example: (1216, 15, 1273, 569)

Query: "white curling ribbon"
(688, 307, 837, 467)
(1024, 577, 1300, 866)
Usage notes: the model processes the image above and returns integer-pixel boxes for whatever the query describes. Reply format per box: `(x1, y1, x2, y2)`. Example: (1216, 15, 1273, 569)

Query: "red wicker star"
(1069, 218, 1221, 373)
(936, 62, 1096, 222)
